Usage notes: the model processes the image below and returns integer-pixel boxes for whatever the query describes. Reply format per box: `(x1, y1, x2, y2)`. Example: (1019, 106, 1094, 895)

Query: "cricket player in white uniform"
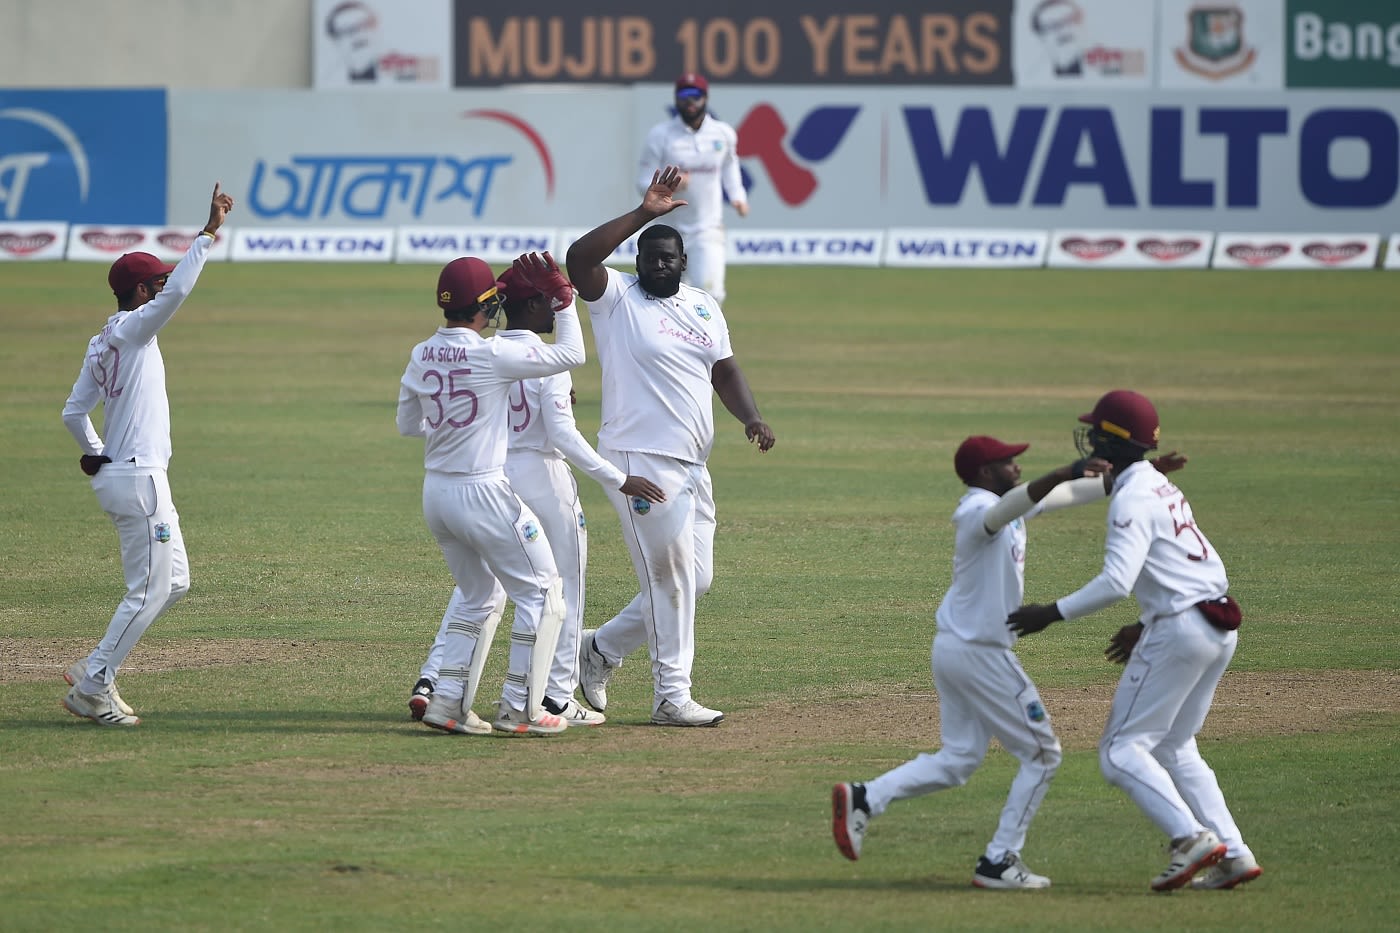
(397, 252, 584, 736)
(59, 183, 234, 726)
(636, 73, 748, 305)
(408, 265, 666, 727)
(1009, 390, 1263, 892)
(567, 165, 775, 727)
(833, 436, 1149, 888)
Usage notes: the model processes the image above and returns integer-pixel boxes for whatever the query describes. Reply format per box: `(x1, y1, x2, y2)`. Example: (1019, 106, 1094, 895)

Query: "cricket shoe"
(408, 677, 434, 721)
(62, 685, 139, 727)
(1191, 854, 1263, 890)
(973, 853, 1052, 889)
(492, 703, 568, 735)
(421, 694, 491, 735)
(578, 629, 619, 712)
(1151, 830, 1227, 891)
(543, 696, 606, 726)
(650, 698, 724, 727)
(831, 782, 870, 861)
(65, 660, 134, 717)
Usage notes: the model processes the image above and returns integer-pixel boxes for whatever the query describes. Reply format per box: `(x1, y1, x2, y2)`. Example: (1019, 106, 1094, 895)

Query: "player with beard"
(636, 73, 748, 304)
(565, 165, 775, 727)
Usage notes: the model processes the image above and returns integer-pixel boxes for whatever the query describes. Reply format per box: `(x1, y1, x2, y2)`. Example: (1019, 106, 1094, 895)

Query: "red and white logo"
(1137, 238, 1202, 262)
(1060, 237, 1125, 261)
(1301, 241, 1367, 266)
(80, 229, 145, 252)
(0, 232, 57, 256)
(157, 231, 198, 252)
(1224, 243, 1291, 267)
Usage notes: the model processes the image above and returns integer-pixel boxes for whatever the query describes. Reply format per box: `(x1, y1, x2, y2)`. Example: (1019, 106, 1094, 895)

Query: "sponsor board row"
(312, 0, 1400, 90)
(4, 223, 1397, 271)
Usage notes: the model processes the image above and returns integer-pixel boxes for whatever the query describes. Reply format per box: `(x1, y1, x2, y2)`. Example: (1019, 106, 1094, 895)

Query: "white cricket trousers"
(681, 227, 729, 304)
(864, 634, 1062, 864)
(421, 453, 587, 702)
(1100, 608, 1254, 860)
(422, 470, 561, 711)
(77, 464, 189, 691)
(592, 448, 715, 710)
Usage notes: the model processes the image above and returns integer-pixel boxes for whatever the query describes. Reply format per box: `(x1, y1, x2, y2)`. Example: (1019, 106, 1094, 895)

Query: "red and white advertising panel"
(66, 225, 233, 262)
(0, 222, 68, 261)
(1211, 233, 1380, 269)
(1048, 229, 1214, 268)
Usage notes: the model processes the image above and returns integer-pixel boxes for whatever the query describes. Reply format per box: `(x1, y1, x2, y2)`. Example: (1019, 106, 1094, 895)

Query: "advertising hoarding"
(0, 89, 167, 224)
(312, 0, 452, 89)
(1013, 0, 1153, 88)
(149, 86, 1400, 235)
(1286, 1, 1400, 89)
(451, 1, 1014, 86)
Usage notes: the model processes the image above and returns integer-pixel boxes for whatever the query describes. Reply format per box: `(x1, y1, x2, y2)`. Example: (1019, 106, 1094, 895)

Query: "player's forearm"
(62, 412, 103, 455)
(1035, 476, 1108, 514)
(711, 360, 762, 426)
(117, 234, 214, 344)
(395, 389, 426, 436)
(567, 208, 650, 270)
(1055, 574, 1129, 621)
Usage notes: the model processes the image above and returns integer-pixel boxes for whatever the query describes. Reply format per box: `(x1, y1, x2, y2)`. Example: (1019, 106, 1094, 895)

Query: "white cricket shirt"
(637, 114, 746, 235)
(936, 488, 1050, 648)
(497, 328, 627, 490)
(396, 306, 584, 475)
(1056, 461, 1230, 624)
(587, 268, 731, 464)
(61, 234, 216, 468)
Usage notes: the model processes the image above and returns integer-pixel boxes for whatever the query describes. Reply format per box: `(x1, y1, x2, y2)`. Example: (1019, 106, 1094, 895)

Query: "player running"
(834, 436, 1172, 887)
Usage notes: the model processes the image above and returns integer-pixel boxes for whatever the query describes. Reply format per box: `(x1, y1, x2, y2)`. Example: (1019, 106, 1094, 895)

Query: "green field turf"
(2, 262, 1398, 931)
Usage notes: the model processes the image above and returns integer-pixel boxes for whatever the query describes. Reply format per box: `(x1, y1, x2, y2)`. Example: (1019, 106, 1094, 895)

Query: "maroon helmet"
(1076, 390, 1160, 461)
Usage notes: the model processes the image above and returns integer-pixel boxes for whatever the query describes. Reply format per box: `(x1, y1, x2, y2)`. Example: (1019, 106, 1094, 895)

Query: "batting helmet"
(1078, 390, 1160, 451)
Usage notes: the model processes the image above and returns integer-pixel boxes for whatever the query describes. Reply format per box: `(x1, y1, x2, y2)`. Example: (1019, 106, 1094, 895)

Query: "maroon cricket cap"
(675, 72, 709, 96)
(108, 252, 176, 297)
(955, 436, 1030, 485)
(436, 257, 499, 313)
(494, 263, 543, 302)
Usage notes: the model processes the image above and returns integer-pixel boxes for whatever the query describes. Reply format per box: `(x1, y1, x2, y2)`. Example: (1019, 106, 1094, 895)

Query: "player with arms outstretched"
(1008, 390, 1263, 892)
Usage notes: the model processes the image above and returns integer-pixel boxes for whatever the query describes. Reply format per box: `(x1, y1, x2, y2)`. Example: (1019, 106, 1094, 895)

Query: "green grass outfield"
(2, 262, 1398, 931)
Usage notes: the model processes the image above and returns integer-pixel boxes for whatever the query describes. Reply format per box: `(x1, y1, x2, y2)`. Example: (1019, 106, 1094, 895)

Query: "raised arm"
(566, 165, 689, 302)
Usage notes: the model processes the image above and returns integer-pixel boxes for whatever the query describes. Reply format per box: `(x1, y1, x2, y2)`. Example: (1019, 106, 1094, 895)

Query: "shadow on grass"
(582, 872, 975, 893)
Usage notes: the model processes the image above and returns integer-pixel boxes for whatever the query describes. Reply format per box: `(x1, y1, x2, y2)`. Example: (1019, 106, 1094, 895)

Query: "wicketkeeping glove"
(80, 454, 111, 476)
(513, 251, 574, 311)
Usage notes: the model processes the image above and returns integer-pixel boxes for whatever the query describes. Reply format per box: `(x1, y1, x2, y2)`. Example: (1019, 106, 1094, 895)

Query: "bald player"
(567, 165, 774, 728)
(833, 437, 1139, 888)
(1008, 390, 1262, 892)
(408, 262, 665, 727)
(60, 182, 234, 726)
(398, 251, 583, 736)
(636, 72, 748, 304)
